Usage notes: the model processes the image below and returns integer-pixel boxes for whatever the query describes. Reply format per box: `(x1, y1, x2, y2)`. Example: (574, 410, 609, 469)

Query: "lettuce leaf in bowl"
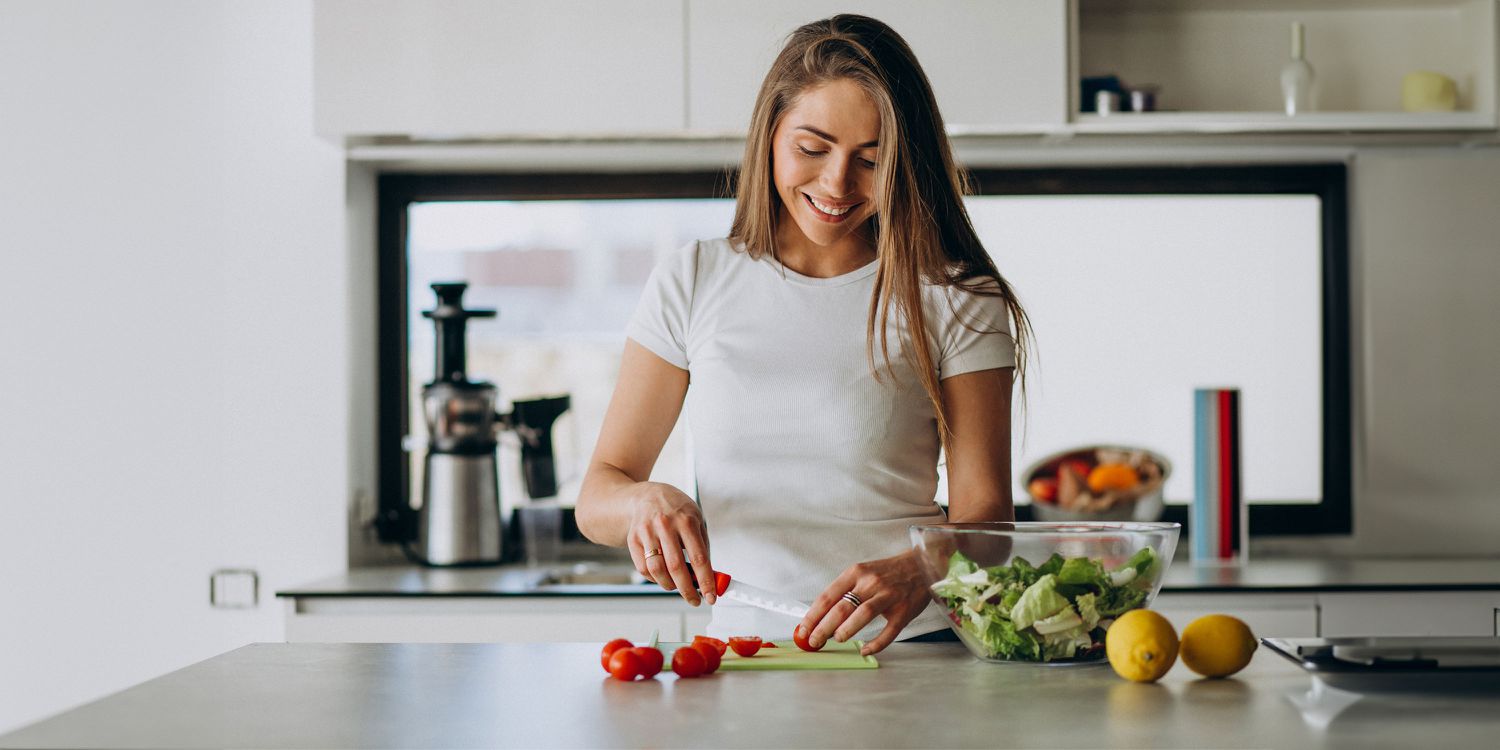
(1010, 574, 1070, 630)
(931, 548, 1161, 662)
(979, 616, 1041, 661)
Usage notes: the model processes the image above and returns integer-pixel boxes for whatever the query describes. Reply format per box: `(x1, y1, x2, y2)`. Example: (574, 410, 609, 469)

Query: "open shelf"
(1073, 110, 1497, 133)
(1074, 0, 1498, 133)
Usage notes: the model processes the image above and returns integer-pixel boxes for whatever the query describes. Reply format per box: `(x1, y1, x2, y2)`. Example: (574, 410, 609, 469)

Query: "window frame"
(373, 172, 733, 543)
(373, 164, 1351, 543)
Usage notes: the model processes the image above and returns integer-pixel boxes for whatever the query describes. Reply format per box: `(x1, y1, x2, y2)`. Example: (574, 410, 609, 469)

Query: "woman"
(575, 14, 1031, 656)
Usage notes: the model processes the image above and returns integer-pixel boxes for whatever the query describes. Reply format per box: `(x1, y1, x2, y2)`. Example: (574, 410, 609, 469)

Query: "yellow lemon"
(1179, 614, 1258, 678)
(1105, 609, 1178, 683)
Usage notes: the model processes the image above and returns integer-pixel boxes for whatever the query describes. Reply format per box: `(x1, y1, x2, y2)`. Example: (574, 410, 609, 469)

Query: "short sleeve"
(934, 281, 1017, 380)
(625, 241, 697, 370)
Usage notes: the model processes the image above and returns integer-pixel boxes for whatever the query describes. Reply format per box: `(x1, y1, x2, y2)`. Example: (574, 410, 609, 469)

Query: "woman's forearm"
(574, 462, 642, 548)
(946, 493, 1014, 523)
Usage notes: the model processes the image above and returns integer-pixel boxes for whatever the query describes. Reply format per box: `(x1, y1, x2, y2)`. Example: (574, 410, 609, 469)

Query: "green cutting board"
(661, 640, 878, 670)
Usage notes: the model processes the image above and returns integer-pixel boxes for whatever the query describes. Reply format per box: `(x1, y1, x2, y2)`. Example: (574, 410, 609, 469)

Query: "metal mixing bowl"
(1021, 445, 1172, 523)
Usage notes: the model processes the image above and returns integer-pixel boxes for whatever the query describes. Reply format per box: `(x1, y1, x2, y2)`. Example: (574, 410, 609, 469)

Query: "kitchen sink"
(529, 564, 653, 590)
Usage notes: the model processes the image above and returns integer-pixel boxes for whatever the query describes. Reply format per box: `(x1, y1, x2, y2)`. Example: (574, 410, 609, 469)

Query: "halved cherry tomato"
(1059, 459, 1093, 482)
(607, 647, 644, 681)
(793, 625, 822, 652)
(691, 642, 721, 673)
(632, 646, 663, 679)
(601, 638, 634, 672)
(692, 635, 728, 657)
(728, 636, 763, 657)
(671, 646, 707, 678)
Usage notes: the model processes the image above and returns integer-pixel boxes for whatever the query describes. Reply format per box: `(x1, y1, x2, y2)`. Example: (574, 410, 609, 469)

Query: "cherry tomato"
(691, 642, 722, 673)
(607, 647, 644, 681)
(762, 641, 779, 648)
(692, 635, 728, 656)
(728, 637, 763, 657)
(1027, 477, 1059, 503)
(632, 646, 663, 679)
(794, 625, 822, 652)
(671, 645, 707, 678)
(1059, 459, 1093, 482)
(600, 638, 634, 672)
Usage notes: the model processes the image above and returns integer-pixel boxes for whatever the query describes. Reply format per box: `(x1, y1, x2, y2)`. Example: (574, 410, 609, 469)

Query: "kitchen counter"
(277, 557, 1500, 599)
(2, 641, 1496, 749)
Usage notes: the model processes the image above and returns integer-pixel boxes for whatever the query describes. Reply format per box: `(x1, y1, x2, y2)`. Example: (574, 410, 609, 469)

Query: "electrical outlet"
(209, 569, 259, 609)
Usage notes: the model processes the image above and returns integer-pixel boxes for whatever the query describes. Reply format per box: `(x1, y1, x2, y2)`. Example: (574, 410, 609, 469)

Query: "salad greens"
(929, 548, 1159, 662)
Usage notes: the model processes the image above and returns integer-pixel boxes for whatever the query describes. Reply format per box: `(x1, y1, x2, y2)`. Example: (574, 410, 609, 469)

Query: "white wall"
(0, 0, 346, 733)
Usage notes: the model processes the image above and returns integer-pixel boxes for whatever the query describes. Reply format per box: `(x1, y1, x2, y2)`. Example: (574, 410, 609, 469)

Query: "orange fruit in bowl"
(1088, 463, 1141, 493)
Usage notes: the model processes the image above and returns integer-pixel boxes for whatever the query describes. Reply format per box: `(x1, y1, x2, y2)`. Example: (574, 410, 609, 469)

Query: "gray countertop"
(3, 641, 1497, 749)
(277, 557, 1500, 599)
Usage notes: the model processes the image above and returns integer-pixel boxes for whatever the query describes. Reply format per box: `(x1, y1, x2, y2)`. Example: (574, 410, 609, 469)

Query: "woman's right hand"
(626, 482, 716, 606)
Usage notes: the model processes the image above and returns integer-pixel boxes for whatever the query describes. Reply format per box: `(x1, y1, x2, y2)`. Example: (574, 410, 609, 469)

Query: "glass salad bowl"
(909, 522, 1180, 666)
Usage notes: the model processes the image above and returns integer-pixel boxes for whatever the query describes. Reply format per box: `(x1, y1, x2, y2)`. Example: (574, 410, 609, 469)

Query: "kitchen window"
(374, 165, 1349, 543)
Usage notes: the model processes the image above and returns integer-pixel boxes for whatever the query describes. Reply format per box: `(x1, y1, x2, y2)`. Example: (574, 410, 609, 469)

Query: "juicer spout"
(505, 395, 571, 500)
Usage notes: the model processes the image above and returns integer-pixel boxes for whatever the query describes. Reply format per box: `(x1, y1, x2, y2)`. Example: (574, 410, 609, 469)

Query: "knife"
(712, 572, 811, 620)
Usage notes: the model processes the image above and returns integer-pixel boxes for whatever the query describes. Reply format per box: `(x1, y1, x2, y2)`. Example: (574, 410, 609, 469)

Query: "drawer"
(1317, 592, 1500, 637)
(284, 597, 692, 643)
(1152, 592, 1320, 638)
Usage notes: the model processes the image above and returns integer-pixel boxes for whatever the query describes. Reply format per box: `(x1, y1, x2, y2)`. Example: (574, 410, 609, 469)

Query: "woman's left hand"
(797, 549, 931, 656)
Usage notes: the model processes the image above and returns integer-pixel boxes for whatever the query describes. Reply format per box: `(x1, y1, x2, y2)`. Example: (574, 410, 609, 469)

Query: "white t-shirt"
(626, 238, 1016, 641)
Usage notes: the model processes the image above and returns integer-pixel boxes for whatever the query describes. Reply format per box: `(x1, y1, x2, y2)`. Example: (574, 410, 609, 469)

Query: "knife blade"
(712, 572, 810, 620)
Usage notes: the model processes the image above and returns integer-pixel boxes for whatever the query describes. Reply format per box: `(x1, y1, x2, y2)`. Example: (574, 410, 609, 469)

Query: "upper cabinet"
(312, 0, 1497, 143)
(687, 0, 1070, 134)
(1074, 0, 1498, 133)
(313, 0, 686, 139)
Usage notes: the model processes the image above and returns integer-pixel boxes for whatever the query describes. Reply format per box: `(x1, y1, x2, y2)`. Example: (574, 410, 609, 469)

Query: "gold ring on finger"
(645, 548, 662, 560)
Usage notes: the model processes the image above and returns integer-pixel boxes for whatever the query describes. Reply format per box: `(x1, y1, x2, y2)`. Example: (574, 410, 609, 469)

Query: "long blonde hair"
(729, 14, 1032, 447)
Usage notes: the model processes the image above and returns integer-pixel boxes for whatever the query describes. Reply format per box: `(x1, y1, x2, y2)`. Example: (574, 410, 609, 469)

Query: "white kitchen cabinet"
(1153, 593, 1321, 638)
(312, 1, 1497, 143)
(1317, 592, 1500, 637)
(284, 589, 1500, 643)
(686, 0, 1070, 134)
(285, 596, 698, 643)
(683, 608, 714, 638)
(313, 0, 686, 139)
(1155, 591, 1500, 639)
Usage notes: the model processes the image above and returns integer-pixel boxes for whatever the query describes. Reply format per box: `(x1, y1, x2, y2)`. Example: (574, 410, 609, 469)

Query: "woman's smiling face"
(771, 79, 881, 255)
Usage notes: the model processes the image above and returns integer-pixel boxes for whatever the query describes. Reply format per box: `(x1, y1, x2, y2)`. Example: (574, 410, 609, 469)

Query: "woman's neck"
(773, 213, 877, 278)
